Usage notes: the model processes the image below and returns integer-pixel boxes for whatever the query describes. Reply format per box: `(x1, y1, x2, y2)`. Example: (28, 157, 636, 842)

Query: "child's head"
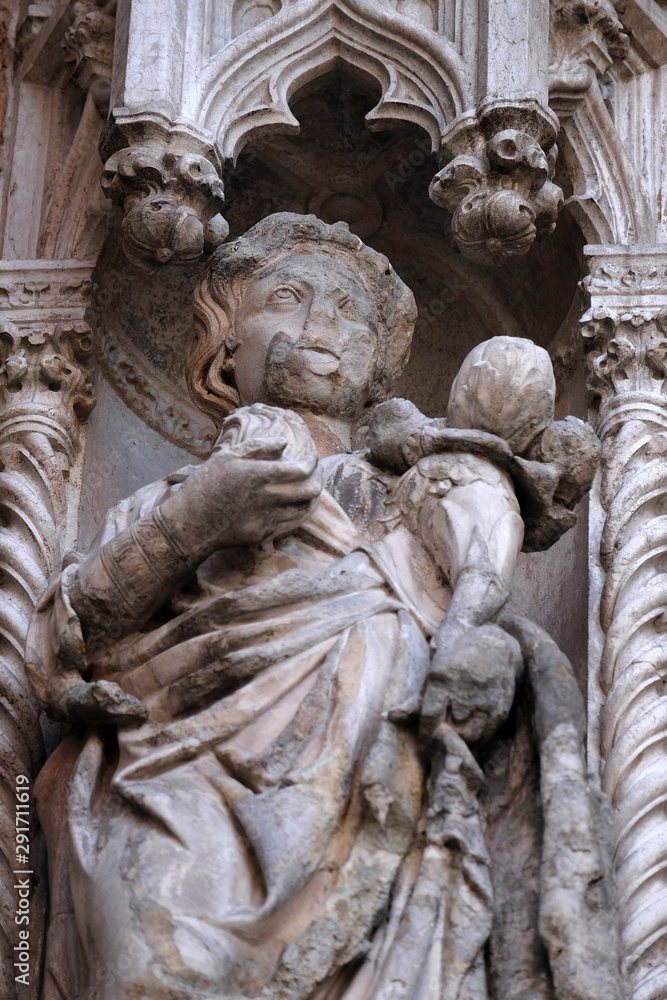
(447, 336, 555, 454)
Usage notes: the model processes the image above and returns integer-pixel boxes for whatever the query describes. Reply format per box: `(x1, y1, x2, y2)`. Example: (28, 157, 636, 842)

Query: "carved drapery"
(0, 261, 95, 1000)
(582, 247, 667, 1000)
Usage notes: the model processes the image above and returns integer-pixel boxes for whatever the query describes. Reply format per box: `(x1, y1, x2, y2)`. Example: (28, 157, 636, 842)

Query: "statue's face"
(231, 252, 379, 418)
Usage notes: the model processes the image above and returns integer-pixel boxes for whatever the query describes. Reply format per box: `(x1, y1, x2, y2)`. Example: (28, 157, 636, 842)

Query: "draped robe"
(26, 449, 619, 1000)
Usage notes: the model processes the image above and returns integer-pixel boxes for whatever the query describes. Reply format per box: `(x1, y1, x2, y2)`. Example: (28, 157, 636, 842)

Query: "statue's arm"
(26, 472, 212, 725)
(27, 404, 322, 723)
(70, 406, 322, 645)
(427, 477, 524, 644)
(409, 461, 526, 747)
(68, 458, 246, 645)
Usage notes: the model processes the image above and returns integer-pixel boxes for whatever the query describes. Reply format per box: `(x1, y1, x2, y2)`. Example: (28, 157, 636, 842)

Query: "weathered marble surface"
(25, 215, 623, 1000)
(581, 247, 667, 1000)
(4, 0, 667, 994)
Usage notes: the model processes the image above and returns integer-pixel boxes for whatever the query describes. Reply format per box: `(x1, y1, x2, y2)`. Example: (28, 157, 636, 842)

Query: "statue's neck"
(298, 411, 352, 456)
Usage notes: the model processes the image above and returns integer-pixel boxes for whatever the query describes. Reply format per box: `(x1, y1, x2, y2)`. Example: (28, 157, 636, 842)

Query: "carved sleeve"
(24, 471, 195, 720)
(67, 503, 196, 646)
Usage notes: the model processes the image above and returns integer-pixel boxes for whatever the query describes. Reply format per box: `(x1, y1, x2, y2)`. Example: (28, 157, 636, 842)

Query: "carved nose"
(302, 302, 339, 350)
(305, 300, 336, 326)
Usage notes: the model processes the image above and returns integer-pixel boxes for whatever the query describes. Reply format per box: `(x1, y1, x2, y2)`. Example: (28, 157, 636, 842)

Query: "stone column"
(0, 260, 95, 999)
(582, 246, 667, 1000)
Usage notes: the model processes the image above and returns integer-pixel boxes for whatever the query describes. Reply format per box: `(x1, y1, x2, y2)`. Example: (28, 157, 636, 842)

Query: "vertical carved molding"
(0, 262, 95, 999)
(582, 248, 667, 1000)
(62, 0, 116, 113)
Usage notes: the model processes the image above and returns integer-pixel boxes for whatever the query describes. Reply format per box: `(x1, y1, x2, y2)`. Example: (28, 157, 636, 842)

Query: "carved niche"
(102, 0, 562, 265)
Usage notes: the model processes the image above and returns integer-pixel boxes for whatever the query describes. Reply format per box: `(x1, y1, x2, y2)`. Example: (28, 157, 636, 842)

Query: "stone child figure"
(26, 214, 624, 1000)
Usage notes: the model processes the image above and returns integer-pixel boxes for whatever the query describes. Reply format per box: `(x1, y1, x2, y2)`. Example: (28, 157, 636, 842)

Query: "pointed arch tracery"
(193, 0, 466, 162)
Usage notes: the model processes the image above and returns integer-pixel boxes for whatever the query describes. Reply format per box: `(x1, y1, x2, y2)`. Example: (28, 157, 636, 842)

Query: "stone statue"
(26, 214, 624, 1000)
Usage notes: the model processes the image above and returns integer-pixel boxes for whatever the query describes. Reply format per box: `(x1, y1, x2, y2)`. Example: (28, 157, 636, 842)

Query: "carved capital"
(0, 262, 96, 455)
(430, 129, 564, 266)
(0, 269, 94, 313)
(581, 246, 667, 434)
(62, 0, 116, 112)
(584, 253, 667, 298)
(101, 147, 229, 269)
(580, 308, 667, 402)
(549, 0, 629, 112)
(0, 322, 94, 451)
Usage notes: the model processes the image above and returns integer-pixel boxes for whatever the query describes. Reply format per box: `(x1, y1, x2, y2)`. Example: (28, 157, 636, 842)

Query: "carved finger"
(265, 475, 323, 503)
(227, 438, 288, 461)
(255, 453, 321, 484)
(57, 680, 147, 725)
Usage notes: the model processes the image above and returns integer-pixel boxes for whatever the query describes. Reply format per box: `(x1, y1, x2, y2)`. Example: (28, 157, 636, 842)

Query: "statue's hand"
(47, 678, 147, 726)
(367, 398, 429, 473)
(212, 450, 323, 547)
(186, 404, 323, 550)
(420, 624, 522, 747)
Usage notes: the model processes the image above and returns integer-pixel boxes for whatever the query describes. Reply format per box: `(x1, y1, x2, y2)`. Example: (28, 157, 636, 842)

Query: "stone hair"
(188, 212, 417, 421)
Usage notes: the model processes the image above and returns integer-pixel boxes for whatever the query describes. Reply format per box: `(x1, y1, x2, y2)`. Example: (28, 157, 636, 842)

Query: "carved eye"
(337, 295, 355, 318)
(268, 286, 300, 305)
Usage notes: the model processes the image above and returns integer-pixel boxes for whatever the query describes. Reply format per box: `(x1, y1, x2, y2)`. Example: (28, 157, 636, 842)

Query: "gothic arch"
(558, 81, 652, 245)
(194, 0, 466, 161)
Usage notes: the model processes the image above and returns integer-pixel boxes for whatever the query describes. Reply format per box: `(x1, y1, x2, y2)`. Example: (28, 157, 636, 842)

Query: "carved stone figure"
(26, 214, 621, 1000)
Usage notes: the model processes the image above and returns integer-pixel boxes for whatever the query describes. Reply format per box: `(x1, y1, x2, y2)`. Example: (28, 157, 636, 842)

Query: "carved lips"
(297, 346, 341, 375)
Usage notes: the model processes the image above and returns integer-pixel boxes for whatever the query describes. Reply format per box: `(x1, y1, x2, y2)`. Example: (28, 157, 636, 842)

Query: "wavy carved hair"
(188, 213, 417, 425)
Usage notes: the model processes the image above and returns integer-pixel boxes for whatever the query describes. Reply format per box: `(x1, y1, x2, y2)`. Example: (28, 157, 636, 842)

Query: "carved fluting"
(429, 129, 564, 266)
(582, 252, 667, 1000)
(62, 0, 116, 112)
(101, 147, 229, 269)
(0, 264, 94, 998)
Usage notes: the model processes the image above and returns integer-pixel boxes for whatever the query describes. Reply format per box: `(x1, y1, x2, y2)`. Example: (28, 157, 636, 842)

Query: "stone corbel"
(581, 246, 667, 1000)
(0, 261, 95, 999)
(100, 141, 229, 269)
(429, 113, 564, 266)
(100, 108, 229, 270)
(549, 0, 629, 113)
(62, 0, 116, 114)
